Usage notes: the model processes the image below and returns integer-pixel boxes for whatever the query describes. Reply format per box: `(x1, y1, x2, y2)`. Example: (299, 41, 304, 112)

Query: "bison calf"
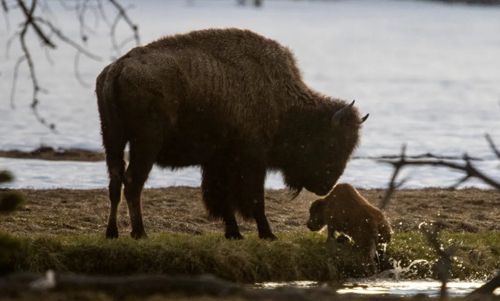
(97, 28, 368, 240)
(307, 183, 391, 270)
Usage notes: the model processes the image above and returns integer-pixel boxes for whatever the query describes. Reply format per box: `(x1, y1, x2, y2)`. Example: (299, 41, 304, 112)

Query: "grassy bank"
(3, 231, 498, 282)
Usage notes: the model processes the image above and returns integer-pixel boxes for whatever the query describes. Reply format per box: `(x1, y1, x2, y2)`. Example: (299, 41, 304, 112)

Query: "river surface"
(258, 279, 500, 297)
(1, 0, 499, 189)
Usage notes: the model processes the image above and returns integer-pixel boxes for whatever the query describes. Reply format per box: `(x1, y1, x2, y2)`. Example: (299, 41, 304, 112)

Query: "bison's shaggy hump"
(97, 28, 367, 240)
(111, 28, 345, 140)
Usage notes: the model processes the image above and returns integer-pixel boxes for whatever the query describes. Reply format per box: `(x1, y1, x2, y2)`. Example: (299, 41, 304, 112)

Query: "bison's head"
(275, 100, 368, 196)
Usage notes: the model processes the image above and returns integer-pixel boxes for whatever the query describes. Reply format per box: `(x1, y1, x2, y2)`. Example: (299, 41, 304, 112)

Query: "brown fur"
(96, 28, 366, 240)
(307, 183, 391, 269)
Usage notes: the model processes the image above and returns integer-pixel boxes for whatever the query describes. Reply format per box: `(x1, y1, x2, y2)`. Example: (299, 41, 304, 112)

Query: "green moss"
(387, 231, 500, 280)
(7, 231, 500, 282)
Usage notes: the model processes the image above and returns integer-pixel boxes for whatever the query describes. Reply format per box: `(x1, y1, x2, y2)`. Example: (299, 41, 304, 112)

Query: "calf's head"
(306, 199, 327, 231)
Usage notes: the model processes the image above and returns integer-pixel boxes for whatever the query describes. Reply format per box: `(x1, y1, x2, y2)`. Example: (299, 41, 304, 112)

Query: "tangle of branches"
(377, 135, 500, 298)
(2, 0, 140, 130)
(378, 134, 500, 210)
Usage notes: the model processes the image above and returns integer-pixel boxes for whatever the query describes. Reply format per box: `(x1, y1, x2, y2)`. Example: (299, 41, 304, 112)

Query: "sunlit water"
(257, 280, 500, 297)
(256, 258, 500, 297)
(1, 0, 500, 189)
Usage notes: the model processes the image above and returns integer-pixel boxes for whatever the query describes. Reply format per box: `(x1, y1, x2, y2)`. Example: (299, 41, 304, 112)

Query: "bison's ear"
(331, 100, 355, 127)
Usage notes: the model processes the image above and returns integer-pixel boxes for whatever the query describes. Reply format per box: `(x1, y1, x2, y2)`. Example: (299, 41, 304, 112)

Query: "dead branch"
(378, 144, 409, 210)
(4, 0, 139, 129)
(485, 134, 500, 160)
(420, 222, 457, 301)
(354, 153, 483, 161)
(108, 0, 139, 54)
(380, 155, 500, 190)
(0, 272, 340, 301)
(1, 0, 7, 12)
(17, 0, 56, 130)
(470, 271, 500, 296)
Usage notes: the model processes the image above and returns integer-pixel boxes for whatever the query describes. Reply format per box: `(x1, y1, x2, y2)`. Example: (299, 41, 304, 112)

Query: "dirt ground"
(1, 148, 499, 236)
(1, 186, 498, 237)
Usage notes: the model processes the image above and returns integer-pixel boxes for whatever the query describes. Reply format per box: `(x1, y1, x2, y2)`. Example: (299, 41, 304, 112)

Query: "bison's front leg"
(201, 163, 243, 240)
(230, 159, 277, 240)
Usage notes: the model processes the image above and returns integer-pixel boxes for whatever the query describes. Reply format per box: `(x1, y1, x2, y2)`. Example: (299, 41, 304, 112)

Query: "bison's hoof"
(130, 230, 148, 240)
(105, 226, 119, 239)
(259, 233, 278, 241)
(225, 232, 244, 240)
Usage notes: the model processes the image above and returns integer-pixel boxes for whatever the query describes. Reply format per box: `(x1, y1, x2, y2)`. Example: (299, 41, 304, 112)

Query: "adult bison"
(96, 28, 368, 240)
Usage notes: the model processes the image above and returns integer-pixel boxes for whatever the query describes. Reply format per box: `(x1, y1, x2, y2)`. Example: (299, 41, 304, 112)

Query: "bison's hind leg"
(123, 135, 162, 239)
(102, 123, 127, 239)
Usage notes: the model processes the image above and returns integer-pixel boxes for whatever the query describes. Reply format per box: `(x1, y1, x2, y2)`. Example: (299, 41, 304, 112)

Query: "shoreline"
(2, 187, 499, 236)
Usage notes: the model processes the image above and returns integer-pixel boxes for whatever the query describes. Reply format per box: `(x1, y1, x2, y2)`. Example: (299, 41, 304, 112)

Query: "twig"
(379, 151, 500, 191)
(421, 222, 456, 301)
(9, 55, 26, 108)
(108, 0, 139, 54)
(16, 0, 56, 48)
(34, 17, 101, 61)
(353, 153, 483, 161)
(1, 0, 9, 30)
(378, 144, 409, 210)
(5, 0, 139, 130)
(18, 0, 56, 130)
(1, 0, 8, 13)
(73, 51, 91, 87)
(485, 134, 500, 160)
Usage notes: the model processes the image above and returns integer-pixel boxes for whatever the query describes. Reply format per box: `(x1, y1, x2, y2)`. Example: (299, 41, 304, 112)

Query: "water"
(1, 0, 500, 189)
(258, 280, 500, 297)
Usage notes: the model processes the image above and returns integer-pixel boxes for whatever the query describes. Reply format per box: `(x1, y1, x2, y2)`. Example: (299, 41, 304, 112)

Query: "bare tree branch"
(378, 144, 410, 210)
(16, 0, 56, 48)
(420, 222, 457, 301)
(379, 148, 500, 191)
(108, 0, 139, 54)
(4, 0, 139, 129)
(1, 0, 8, 13)
(485, 133, 500, 160)
(9, 55, 26, 108)
(34, 17, 101, 60)
(354, 153, 483, 161)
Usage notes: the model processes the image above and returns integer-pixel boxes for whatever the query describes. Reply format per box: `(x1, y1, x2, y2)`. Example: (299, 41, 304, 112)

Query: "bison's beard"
(282, 170, 304, 199)
(289, 187, 303, 200)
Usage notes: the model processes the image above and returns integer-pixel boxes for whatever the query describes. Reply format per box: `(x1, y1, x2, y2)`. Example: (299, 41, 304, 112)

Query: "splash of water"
(376, 259, 432, 280)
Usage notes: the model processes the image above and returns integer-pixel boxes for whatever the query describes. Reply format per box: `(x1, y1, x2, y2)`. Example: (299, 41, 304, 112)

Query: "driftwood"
(1, 271, 499, 301)
(0, 272, 334, 301)
(470, 271, 500, 296)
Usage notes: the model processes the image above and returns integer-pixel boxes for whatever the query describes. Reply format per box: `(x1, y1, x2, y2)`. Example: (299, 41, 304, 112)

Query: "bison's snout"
(306, 220, 322, 231)
(304, 181, 332, 197)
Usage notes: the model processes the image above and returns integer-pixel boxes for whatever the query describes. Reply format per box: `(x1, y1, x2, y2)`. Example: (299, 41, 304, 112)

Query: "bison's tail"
(96, 63, 128, 200)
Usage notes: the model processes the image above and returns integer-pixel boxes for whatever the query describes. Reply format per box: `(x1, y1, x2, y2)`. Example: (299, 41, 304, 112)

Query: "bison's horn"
(331, 100, 355, 127)
(361, 114, 369, 124)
